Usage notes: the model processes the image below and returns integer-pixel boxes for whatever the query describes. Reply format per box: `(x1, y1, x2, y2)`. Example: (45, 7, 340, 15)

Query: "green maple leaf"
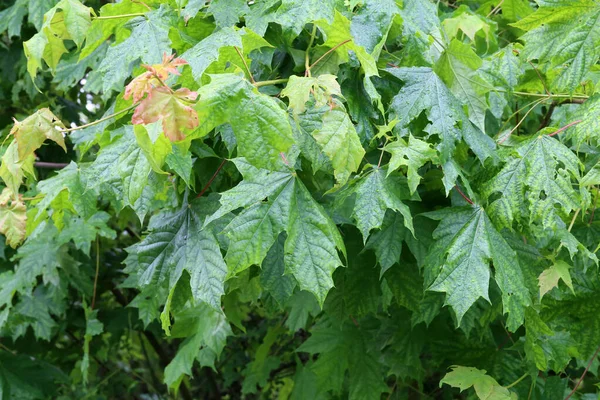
(499, 0, 533, 22)
(312, 105, 365, 187)
(386, 66, 495, 164)
(211, 160, 345, 305)
(434, 39, 490, 133)
(194, 74, 295, 170)
(124, 196, 227, 311)
(80, 0, 148, 60)
(224, 178, 294, 276)
(441, 366, 517, 400)
(0, 0, 27, 38)
(23, 0, 91, 77)
(350, 0, 399, 54)
(570, 94, 600, 146)
(538, 261, 574, 299)
(97, 5, 174, 93)
(277, 0, 336, 35)
(132, 87, 199, 142)
(483, 134, 581, 229)
(512, 0, 600, 92)
(0, 141, 35, 197)
(384, 134, 438, 195)
(424, 206, 530, 330)
(164, 303, 232, 389)
(37, 162, 97, 221)
(0, 188, 27, 249)
(350, 168, 413, 242)
(181, 27, 242, 83)
(85, 129, 171, 221)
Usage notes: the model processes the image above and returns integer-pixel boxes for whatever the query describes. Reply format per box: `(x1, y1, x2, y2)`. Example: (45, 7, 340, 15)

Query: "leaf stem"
(60, 104, 138, 133)
(506, 373, 528, 389)
(93, 13, 146, 20)
(565, 344, 600, 399)
(308, 39, 352, 71)
(305, 24, 317, 77)
(547, 120, 582, 137)
(254, 78, 289, 88)
(234, 46, 256, 84)
(454, 185, 474, 205)
(197, 159, 227, 198)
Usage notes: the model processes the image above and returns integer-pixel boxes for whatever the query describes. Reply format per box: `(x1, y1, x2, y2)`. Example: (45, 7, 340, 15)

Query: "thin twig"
(538, 102, 556, 130)
(499, 98, 547, 144)
(308, 39, 352, 71)
(34, 162, 68, 169)
(234, 46, 256, 84)
(506, 373, 528, 389)
(60, 104, 138, 133)
(454, 185, 474, 205)
(197, 159, 227, 198)
(565, 344, 600, 399)
(547, 120, 582, 137)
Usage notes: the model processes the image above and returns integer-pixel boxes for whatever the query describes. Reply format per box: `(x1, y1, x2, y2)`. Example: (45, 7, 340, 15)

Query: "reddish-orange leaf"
(147, 53, 188, 80)
(124, 72, 159, 102)
(131, 87, 199, 142)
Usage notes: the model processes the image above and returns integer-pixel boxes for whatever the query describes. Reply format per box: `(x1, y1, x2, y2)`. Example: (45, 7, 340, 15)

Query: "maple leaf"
(125, 53, 187, 102)
(483, 134, 581, 229)
(538, 261, 574, 299)
(441, 366, 517, 400)
(424, 206, 530, 330)
(10, 108, 66, 161)
(132, 87, 199, 142)
(512, 0, 600, 92)
(0, 188, 27, 248)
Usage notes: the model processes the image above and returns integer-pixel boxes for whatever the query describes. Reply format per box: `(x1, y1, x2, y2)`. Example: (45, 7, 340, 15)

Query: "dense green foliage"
(1, 0, 600, 398)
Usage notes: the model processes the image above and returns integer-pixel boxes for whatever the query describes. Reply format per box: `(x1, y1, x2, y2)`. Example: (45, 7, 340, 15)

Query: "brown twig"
(197, 159, 227, 198)
(547, 119, 582, 137)
(565, 344, 600, 399)
(454, 185, 474, 205)
(34, 161, 69, 169)
(308, 39, 352, 71)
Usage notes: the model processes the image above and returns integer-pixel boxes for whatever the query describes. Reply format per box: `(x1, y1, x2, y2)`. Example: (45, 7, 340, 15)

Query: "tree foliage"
(0, 0, 600, 398)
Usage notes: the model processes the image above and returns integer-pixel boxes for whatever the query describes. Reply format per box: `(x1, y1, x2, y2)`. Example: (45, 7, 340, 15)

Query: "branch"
(454, 185, 474, 205)
(60, 104, 138, 133)
(34, 162, 68, 169)
(197, 159, 227, 198)
(308, 39, 352, 71)
(565, 344, 600, 400)
(547, 119, 582, 137)
(93, 13, 146, 20)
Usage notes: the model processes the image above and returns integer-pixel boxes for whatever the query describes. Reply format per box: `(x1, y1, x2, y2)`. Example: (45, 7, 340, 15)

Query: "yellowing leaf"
(10, 108, 66, 161)
(538, 261, 574, 299)
(125, 53, 187, 102)
(0, 188, 27, 248)
(132, 87, 199, 142)
(281, 75, 341, 115)
(441, 366, 517, 400)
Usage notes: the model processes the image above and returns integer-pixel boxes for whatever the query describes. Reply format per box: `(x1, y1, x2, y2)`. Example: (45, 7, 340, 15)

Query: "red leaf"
(131, 87, 199, 142)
